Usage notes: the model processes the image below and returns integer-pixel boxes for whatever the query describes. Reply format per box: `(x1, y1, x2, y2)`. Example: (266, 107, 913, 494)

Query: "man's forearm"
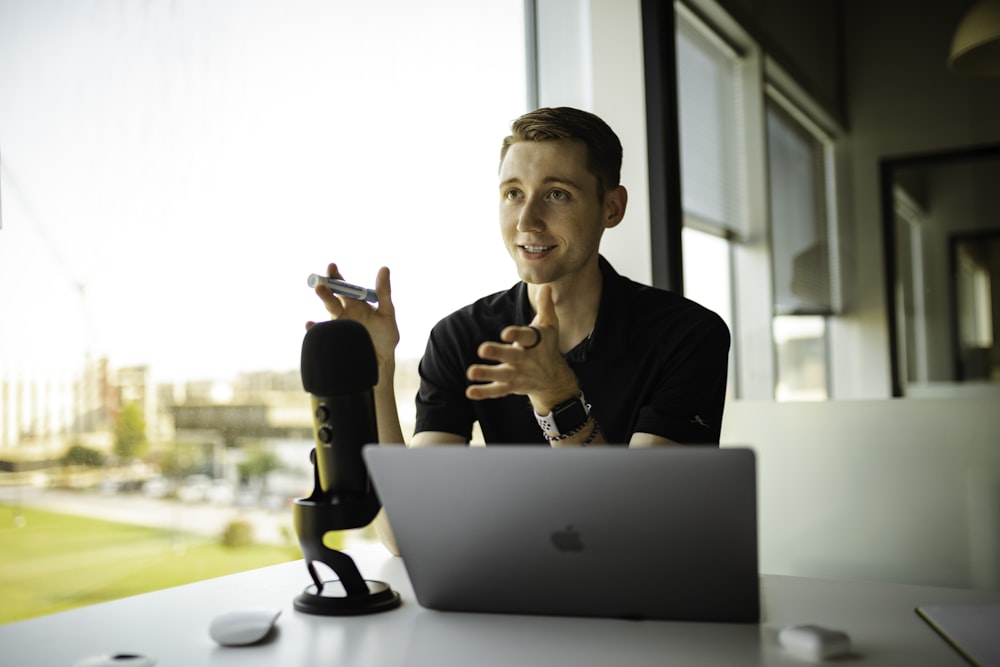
(372, 360, 404, 555)
(374, 359, 405, 445)
(374, 508, 400, 556)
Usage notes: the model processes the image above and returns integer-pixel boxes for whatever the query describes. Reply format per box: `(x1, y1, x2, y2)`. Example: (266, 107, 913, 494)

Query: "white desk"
(1, 543, 997, 667)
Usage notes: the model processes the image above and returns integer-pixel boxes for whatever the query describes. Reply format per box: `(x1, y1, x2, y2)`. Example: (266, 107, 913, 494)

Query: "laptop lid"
(363, 445, 759, 623)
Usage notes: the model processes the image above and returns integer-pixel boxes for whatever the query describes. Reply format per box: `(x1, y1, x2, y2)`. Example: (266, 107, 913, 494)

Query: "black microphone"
(300, 319, 380, 527)
(294, 318, 401, 614)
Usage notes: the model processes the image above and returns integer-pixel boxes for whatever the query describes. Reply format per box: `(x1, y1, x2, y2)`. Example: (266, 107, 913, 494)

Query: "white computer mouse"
(778, 623, 851, 660)
(209, 608, 282, 646)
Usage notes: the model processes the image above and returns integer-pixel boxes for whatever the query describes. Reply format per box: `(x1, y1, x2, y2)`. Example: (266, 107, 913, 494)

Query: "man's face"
(498, 139, 612, 286)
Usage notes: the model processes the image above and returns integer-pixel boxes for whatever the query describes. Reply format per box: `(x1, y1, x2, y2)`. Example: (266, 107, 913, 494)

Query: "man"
(313, 107, 729, 547)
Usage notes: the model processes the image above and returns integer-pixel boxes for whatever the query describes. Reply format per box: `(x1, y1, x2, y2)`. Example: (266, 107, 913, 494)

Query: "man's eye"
(547, 189, 568, 201)
(503, 189, 522, 200)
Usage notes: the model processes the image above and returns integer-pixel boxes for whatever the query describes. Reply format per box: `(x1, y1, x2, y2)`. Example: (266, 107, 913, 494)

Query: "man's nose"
(516, 196, 545, 232)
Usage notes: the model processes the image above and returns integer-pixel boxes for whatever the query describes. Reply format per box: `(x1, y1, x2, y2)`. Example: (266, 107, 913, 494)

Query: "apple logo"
(550, 525, 585, 552)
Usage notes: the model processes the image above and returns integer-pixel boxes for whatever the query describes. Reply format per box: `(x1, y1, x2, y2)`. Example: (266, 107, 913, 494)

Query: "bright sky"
(0, 0, 526, 383)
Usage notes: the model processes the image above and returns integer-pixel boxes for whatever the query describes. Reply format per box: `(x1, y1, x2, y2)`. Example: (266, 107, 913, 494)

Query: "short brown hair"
(499, 107, 623, 198)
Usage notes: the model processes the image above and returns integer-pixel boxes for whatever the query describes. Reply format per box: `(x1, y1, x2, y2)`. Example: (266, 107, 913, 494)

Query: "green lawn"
(0, 503, 302, 624)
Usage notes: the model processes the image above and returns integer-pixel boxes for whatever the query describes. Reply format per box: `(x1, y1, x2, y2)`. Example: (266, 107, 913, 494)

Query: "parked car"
(205, 480, 235, 505)
(142, 476, 172, 498)
(176, 474, 211, 503)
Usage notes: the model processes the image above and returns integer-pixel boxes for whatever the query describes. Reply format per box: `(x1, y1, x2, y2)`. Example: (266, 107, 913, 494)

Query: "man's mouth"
(520, 244, 555, 254)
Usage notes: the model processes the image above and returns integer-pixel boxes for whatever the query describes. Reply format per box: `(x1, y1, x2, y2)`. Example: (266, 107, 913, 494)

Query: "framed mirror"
(881, 143, 1000, 397)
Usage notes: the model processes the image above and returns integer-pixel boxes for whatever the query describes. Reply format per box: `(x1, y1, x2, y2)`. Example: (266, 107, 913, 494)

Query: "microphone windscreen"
(301, 320, 378, 395)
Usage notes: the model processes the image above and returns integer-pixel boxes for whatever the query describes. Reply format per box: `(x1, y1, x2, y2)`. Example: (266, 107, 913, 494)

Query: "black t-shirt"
(415, 256, 730, 445)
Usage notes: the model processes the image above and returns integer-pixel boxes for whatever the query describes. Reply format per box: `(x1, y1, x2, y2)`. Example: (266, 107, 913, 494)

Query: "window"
(766, 97, 837, 315)
(675, 15, 744, 235)
(674, 3, 841, 401)
(765, 89, 839, 400)
(892, 188, 930, 386)
(0, 0, 526, 622)
(675, 6, 746, 399)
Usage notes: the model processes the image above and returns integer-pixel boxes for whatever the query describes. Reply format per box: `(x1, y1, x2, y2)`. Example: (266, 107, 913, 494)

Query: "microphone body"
(299, 319, 381, 528)
(310, 392, 375, 499)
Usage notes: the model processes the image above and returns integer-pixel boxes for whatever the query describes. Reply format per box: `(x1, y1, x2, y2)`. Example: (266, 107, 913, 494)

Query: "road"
(0, 484, 365, 548)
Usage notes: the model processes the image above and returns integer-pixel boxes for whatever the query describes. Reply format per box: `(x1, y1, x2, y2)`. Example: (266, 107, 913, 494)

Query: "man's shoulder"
(608, 269, 716, 316)
(605, 270, 729, 342)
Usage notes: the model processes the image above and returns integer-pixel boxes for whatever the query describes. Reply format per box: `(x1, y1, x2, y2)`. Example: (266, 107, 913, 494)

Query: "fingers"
(309, 261, 402, 362)
(522, 326, 542, 349)
(499, 325, 542, 350)
(466, 286, 574, 403)
(313, 262, 346, 316)
(467, 328, 549, 400)
(533, 285, 558, 328)
(466, 377, 513, 401)
(477, 335, 535, 364)
(314, 284, 345, 317)
(374, 266, 394, 316)
(314, 262, 392, 318)
(467, 360, 516, 384)
(494, 288, 557, 347)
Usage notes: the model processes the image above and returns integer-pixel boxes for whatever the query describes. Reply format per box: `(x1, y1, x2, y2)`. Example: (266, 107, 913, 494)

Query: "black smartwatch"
(535, 393, 591, 439)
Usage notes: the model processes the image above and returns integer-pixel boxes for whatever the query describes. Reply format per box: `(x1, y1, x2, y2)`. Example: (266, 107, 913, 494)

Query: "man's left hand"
(465, 285, 580, 413)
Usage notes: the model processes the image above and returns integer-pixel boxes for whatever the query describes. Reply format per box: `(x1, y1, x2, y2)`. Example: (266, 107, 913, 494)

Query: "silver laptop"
(363, 445, 759, 623)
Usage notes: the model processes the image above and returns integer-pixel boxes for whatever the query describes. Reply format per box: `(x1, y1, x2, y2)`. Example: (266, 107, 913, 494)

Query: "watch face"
(553, 396, 589, 433)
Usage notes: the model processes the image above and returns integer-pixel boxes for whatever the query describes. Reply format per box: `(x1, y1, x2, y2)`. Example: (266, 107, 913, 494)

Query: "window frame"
(665, 0, 845, 401)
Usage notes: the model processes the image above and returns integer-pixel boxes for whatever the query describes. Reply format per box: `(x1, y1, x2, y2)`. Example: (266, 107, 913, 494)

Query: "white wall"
(722, 398, 1000, 590)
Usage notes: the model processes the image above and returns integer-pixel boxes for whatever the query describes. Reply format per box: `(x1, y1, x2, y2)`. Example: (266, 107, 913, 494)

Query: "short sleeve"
(414, 320, 476, 441)
(632, 310, 730, 444)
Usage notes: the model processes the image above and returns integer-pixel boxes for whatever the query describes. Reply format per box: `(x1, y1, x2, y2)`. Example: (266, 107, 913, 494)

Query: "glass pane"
(0, 0, 525, 622)
(894, 204, 927, 385)
(773, 315, 828, 401)
(683, 227, 733, 326)
(682, 226, 734, 400)
(676, 17, 741, 230)
(954, 235, 998, 381)
(766, 102, 832, 314)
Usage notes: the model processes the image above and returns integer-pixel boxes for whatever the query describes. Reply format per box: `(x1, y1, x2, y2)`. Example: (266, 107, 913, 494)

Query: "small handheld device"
(307, 274, 378, 304)
(778, 624, 851, 660)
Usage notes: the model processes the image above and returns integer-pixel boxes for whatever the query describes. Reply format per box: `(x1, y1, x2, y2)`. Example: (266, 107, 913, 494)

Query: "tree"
(158, 442, 205, 479)
(64, 443, 105, 467)
(237, 445, 282, 490)
(114, 402, 148, 460)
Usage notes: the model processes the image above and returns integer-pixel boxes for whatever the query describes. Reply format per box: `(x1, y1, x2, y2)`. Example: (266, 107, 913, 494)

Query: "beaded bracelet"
(581, 419, 601, 446)
(542, 415, 593, 443)
(544, 416, 601, 446)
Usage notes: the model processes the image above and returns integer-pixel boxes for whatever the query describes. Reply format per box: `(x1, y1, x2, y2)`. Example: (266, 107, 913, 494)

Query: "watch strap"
(534, 393, 591, 439)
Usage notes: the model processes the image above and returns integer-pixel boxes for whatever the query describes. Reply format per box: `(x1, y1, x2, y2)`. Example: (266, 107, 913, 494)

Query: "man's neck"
(528, 260, 604, 354)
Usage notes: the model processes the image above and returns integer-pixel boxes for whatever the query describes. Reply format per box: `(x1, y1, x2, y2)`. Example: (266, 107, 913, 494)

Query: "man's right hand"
(308, 262, 399, 370)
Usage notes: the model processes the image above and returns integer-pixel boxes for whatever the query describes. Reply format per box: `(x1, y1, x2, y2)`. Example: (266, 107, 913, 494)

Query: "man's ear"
(603, 185, 628, 229)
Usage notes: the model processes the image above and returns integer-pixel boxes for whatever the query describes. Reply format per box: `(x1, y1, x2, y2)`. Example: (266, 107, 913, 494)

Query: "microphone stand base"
(294, 579, 402, 616)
